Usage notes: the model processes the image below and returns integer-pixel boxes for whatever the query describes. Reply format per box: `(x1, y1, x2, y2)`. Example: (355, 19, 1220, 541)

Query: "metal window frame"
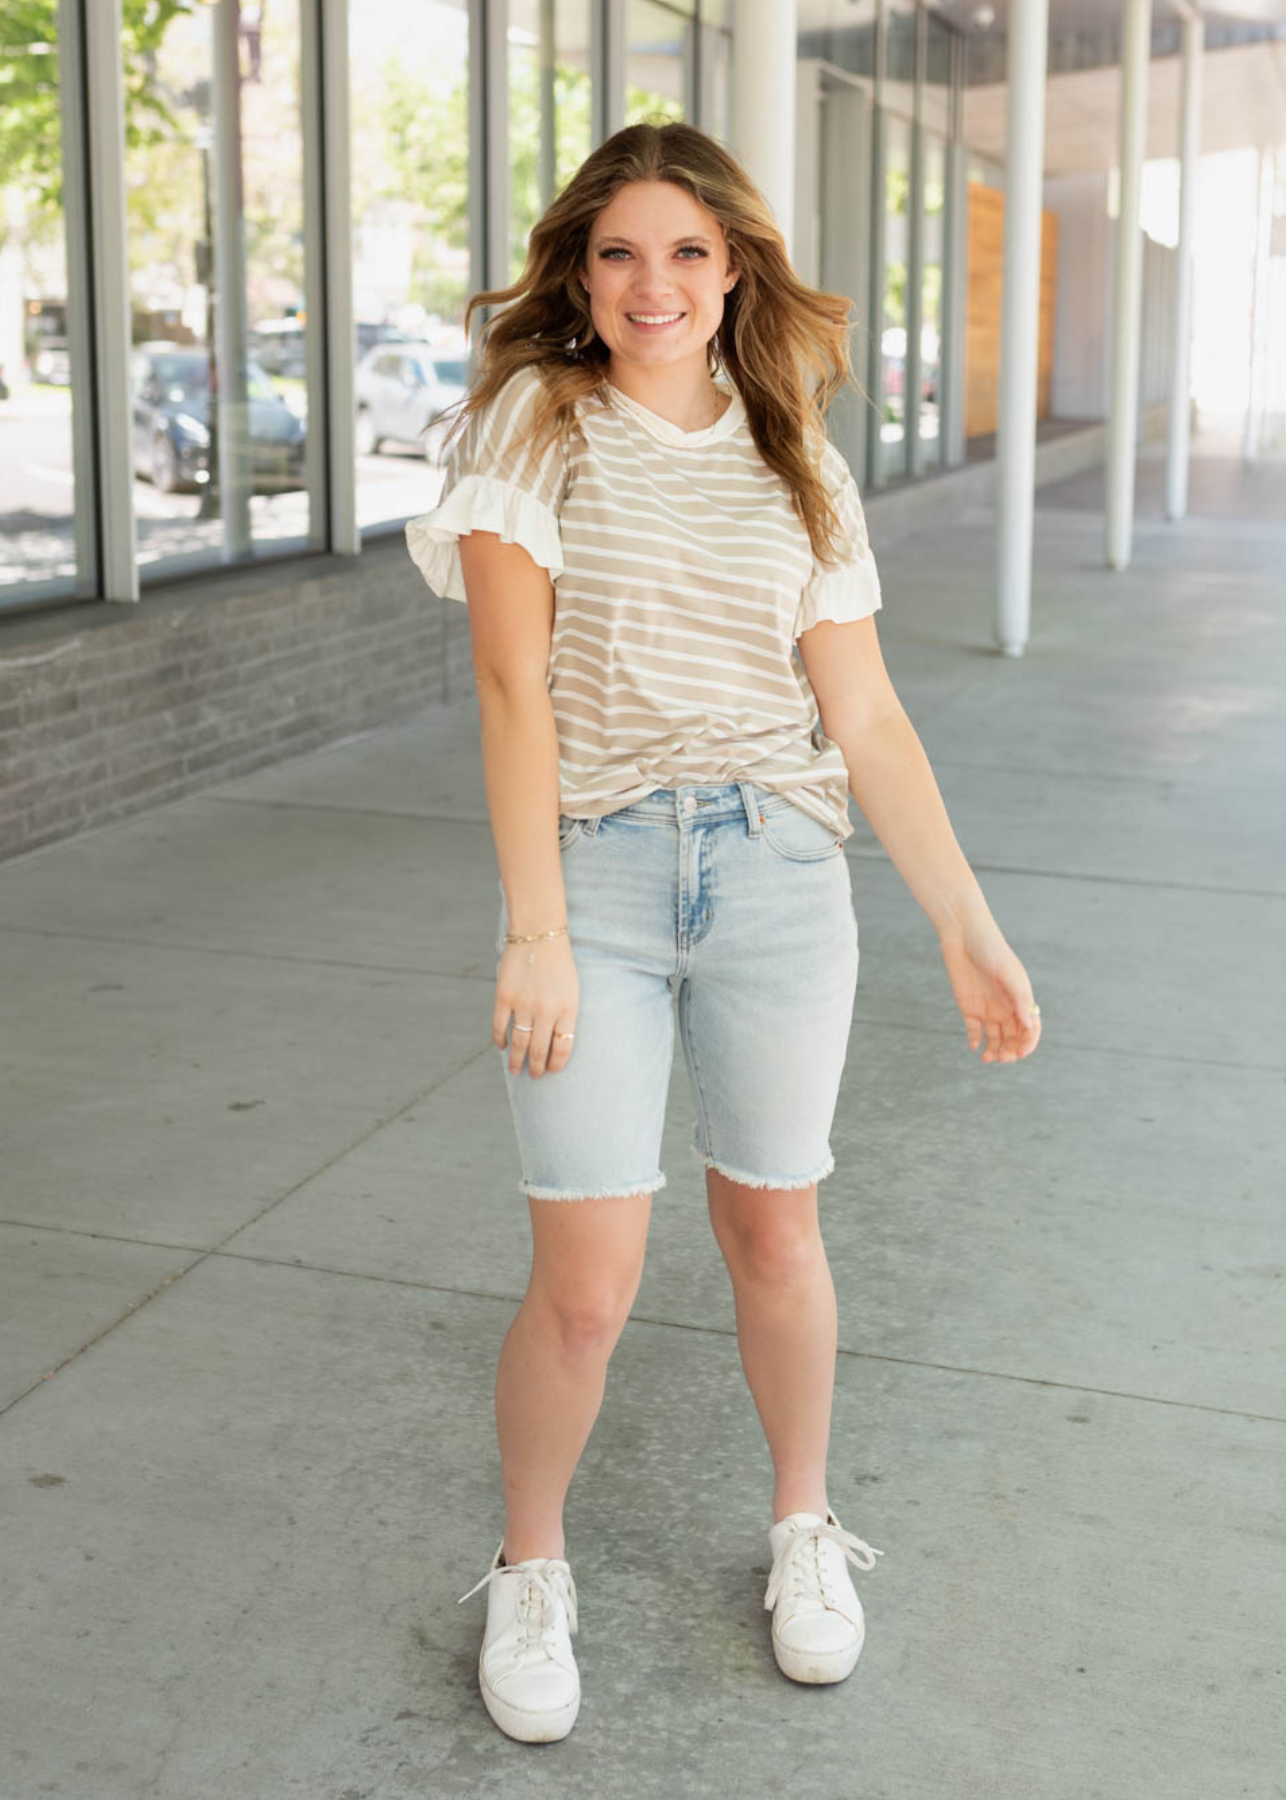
(48, 0, 96, 606)
(467, 0, 511, 361)
(82, 0, 138, 602)
(593, 0, 627, 143)
(304, 0, 357, 555)
(905, 2, 926, 476)
(940, 21, 967, 466)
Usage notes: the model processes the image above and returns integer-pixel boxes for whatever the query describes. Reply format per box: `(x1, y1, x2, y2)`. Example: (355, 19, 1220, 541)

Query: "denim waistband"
(580, 781, 790, 835)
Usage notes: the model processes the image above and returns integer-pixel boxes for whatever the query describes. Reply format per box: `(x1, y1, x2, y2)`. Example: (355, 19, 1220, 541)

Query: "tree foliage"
(0, 0, 193, 227)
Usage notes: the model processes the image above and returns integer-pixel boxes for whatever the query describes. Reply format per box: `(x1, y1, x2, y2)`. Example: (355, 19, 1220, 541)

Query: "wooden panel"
(1038, 210, 1058, 419)
(965, 181, 1005, 440)
(965, 180, 1060, 440)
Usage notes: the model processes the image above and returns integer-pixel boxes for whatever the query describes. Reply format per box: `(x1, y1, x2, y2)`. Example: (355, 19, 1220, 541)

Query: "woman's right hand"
(494, 937, 580, 1079)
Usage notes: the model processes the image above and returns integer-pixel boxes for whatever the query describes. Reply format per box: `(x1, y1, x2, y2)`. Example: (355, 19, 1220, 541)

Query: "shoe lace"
(457, 1556, 579, 1638)
(764, 1519, 883, 1614)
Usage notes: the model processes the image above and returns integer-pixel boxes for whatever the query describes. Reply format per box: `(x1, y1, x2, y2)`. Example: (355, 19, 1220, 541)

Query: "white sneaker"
(457, 1541, 581, 1741)
(764, 1506, 884, 1684)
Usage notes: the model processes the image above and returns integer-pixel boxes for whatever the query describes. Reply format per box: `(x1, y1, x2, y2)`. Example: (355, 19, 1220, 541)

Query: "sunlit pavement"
(0, 438, 1283, 1799)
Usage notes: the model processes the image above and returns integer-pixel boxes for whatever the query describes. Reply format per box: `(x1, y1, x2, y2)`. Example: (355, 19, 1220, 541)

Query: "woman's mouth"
(624, 311, 686, 332)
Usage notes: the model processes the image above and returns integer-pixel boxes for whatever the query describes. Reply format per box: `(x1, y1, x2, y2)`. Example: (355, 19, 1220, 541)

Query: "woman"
(406, 121, 1041, 1744)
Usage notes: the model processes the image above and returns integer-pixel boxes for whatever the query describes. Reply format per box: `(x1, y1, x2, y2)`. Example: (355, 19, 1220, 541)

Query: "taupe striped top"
(405, 362, 882, 841)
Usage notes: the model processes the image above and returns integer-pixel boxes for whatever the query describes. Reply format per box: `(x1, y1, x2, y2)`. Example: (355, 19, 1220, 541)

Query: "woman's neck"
(605, 364, 730, 433)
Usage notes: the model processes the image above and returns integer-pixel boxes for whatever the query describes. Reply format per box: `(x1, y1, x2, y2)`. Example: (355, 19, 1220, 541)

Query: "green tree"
(0, 0, 193, 244)
(507, 56, 591, 284)
(377, 57, 470, 319)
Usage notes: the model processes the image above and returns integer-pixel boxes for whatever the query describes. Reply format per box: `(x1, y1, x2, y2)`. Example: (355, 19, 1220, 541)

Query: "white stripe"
(553, 599, 786, 655)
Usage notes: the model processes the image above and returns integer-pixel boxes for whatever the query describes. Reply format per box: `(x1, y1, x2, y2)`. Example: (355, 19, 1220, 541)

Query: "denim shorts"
(493, 781, 860, 1201)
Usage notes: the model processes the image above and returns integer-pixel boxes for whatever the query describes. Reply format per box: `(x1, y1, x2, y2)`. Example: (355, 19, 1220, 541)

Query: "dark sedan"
(130, 344, 305, 494)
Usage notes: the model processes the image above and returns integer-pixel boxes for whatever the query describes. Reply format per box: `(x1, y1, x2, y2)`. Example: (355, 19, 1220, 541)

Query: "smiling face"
(579, 180, 739, 385)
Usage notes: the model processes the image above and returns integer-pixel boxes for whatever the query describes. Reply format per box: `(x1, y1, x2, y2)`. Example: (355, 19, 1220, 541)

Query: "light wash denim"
(494, 781, 860, 1200)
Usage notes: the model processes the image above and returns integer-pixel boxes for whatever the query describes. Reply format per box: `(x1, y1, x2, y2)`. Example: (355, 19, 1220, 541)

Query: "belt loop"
(584, 814, 601, 835)
(738, 780, 761, 836)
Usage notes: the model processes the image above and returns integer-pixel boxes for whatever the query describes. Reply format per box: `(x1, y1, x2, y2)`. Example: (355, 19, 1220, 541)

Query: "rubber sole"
(478, 1659, 581, 1742)
(771, 1623, 865, 1685)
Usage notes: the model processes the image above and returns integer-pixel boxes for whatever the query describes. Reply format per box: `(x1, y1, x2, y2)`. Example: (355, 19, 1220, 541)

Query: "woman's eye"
(597, 246, 707, 260)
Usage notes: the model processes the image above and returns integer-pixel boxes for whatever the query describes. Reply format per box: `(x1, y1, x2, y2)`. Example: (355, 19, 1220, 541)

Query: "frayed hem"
(520, 1173, 667, 1202)
(688, 1140, 835, 1191)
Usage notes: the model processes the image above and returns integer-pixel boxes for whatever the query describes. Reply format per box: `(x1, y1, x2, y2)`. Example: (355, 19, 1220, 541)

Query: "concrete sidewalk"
(2, 459, 1284, 1799)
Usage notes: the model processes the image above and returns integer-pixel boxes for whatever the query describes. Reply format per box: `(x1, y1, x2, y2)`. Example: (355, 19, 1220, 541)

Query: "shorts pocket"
(758, 800, 844, 862)
(558, 813, 587, 851)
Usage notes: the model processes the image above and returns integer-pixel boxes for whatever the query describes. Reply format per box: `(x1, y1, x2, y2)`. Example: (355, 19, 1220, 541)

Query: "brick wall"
(0, 541, 475, 865)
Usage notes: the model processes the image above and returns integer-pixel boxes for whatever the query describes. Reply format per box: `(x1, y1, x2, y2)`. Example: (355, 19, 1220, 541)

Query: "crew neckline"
(604, 379, 746, 448)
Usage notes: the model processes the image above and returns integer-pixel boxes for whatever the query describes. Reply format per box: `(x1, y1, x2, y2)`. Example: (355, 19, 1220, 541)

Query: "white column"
(994, 0, 1049, 658)
(1165, 14, 1202, 521)
(731, 0, 798, 249)
(1105, 0, 1152, 573)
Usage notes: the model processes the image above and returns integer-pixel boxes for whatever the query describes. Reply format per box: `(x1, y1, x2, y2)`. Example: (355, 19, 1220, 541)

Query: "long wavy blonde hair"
(437, 120, 869, 569)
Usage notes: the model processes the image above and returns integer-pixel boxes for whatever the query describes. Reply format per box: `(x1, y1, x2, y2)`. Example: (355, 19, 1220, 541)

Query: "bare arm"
(797, 616, 987, 935)
(458, 529, 578, 1077)
(798, 614, 1041, 1063)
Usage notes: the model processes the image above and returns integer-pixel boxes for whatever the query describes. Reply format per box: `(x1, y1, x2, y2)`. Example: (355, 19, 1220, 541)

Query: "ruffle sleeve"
(793, 439, 883, 639)
(404, 363, 568, 603)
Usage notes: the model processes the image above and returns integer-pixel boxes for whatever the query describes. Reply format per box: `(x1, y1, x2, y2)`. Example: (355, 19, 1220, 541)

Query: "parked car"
(130, 342, 306, 494)
(33, 341, 71, 386)
(249, 318, 307, 380)
(355, 320, 412, 359)
(353, 341, 469, 461)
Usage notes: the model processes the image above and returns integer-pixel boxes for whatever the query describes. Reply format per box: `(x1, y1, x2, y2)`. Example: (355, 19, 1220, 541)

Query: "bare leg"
(706, 1171, 836, 1523)
(495, 1190, 652, 1563)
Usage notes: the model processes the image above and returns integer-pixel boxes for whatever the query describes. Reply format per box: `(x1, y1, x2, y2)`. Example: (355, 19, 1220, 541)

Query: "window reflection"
(879, 111, 911, 480)
(508, 0, 593, 284)
(0, 21, 79, 607)
(626, 0, 693, 123)
(350, 0, 470, 532)
(919, 132, 945, 469)
(123, 0, 317, 575)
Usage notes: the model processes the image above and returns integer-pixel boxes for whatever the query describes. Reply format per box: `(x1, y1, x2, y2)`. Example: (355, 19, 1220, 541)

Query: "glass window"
(0, 17, 82, 610)
(801, 0, 876, 88)
(919, 131, 946, 470)
(123, 0, 319, 578)
(626, 0, 694, 124)
(697, 12, 733, 141)
(508, 0, 593, 285)
(879, 110, 912, 481)
(882, 0, 917, 120)
(923, 8, 953, 138)
(350, 0, 469, 530)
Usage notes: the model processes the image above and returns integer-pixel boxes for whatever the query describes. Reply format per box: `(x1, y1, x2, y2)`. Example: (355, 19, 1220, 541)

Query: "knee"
(721, 1219, 821, 1287)
(531, 1272, 639, 1355)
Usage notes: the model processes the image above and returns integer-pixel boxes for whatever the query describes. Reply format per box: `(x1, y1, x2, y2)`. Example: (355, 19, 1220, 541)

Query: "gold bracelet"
(503, 925, 569, 945)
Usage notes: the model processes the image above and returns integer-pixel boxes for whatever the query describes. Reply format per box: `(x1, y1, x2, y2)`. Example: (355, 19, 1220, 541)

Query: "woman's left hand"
(938, 917, 1041, 1064)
